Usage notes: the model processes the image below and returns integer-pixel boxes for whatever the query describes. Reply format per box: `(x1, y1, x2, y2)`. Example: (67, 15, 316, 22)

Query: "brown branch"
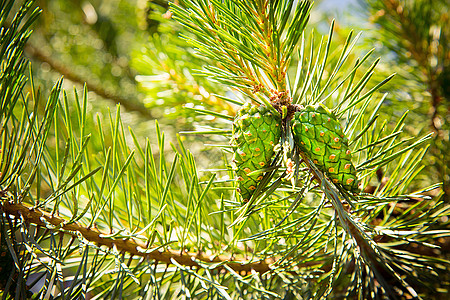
(24, 43, 154, 119)
(1, 201, 277, 274)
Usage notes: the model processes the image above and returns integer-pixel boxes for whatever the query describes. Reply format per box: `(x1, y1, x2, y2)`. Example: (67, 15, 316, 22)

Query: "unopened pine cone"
(231, 103, 281, 202)
(292, 104, 359, 193)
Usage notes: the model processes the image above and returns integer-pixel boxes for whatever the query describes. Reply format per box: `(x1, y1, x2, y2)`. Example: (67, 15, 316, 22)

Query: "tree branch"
(24, 43, 154, 119)
(1, 201, 279, 274)
(381, 0, 444, 137)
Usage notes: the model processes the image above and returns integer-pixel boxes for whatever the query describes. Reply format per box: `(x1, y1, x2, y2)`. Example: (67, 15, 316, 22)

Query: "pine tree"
(0, 0, 449, 299)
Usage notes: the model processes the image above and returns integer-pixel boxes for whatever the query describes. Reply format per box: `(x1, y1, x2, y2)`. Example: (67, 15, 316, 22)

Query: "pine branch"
(368, 0, 450, 198)
(24, 43, 154, 119)
(1, 0, 448, 298)
(172, 0, 312, 101)
(0, 201, 281, 274)
(169, 1, 450, 298)
(377, 0, 443, 135)
(299, 153, 418, 298)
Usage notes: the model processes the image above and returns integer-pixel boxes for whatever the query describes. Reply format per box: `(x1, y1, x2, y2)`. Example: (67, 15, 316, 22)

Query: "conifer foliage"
(0, 0, 449, 299)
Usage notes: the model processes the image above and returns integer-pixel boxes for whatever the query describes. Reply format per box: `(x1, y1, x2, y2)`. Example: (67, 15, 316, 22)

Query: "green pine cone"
(292, 104, 359, 193)
(231, 103, 282, 202)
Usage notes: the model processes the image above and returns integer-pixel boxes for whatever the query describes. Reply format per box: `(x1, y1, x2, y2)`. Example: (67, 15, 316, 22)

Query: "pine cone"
(231, 103, 281, 202)
(292, 104, 359, 193)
